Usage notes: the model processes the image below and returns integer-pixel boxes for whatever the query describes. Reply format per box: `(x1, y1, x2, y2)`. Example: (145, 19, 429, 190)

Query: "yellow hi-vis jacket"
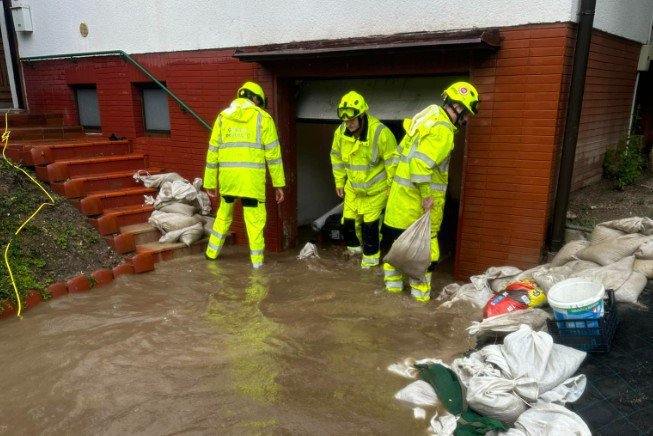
(330, 114, 398, 197)
(384, 105, 456, 229)
(204, 98, 285, 201)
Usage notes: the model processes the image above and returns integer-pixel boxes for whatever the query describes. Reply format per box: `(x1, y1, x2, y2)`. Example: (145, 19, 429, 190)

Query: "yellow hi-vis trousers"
(205, 197, 266, 268)
(383, 263, 432, 302)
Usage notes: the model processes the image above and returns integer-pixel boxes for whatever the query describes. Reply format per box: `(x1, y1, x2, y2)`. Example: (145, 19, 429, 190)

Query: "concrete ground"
(569, 282, 653, 435)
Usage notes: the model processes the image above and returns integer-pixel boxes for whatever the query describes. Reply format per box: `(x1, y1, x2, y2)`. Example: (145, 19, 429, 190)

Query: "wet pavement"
(569, 283, 653, 435)
(0, 246, 476, 435)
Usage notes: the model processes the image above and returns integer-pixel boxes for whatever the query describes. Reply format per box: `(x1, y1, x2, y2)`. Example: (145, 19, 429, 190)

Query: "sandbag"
(565, 259, 601, 275)
(471, 266, 522, 294)
(451, 353, 503, 388)
(297, 242, 319, 260)
(148, 210, 202, 233)
(158, 202, 198, 216)
(194, 190, 212, 215)
(133, 171, 186, 188)
(158, 222, 204, 246)
(532, 265, 572, 292)
(437, 283, 493, 310)
(384, 212, 431, 279)
(635, 239, 653, 259)
(550, 240, 589, 267)
(429, 410, 457, 436)
(598, 216, 653, 235)
(515, 264, 550, 282)
(202, 217, 215, 237)
(576, 233, 651, 266)
(158, 180, 199, 203)
(577, 255, 635, 291)
(509, 402, 591, 436)
(466, 376, 538, 425)
(394, 380, 438, 406)
(615, 271, 648, 303)
(633, 258, 653, 279)
(589, 225, 625, 245)
(538, 374, 586, 405)
(467, 309, 550, 336)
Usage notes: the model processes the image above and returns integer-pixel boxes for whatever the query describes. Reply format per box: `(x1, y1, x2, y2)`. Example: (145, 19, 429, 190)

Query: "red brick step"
(51, 167, 164, 198)
(88, 204, 153, 235)
(27, 139, 130, 166)
(36, 154, 147, 183)
(78, 186, 156, 216)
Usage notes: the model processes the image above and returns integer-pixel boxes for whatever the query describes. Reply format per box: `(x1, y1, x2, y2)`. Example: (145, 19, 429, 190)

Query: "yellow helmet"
(237, 81, 267, 108)
(337, 91, 369, 120)
(442, 81, 479, 115)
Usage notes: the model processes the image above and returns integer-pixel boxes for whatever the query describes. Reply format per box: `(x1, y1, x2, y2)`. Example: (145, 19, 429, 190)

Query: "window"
(74, 86, 101, 129)
(142, 86, 170, 133)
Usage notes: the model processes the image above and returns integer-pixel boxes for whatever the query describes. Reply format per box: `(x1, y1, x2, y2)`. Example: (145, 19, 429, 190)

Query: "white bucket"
(548, 278, 605, 325)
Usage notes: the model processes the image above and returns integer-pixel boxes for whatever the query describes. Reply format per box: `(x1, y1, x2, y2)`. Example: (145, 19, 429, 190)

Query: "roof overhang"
(234, 29, 501, 62)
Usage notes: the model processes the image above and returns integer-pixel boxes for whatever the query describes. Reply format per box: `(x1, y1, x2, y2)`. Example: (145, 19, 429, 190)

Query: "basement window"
(74, 85, 101, 129)
(141, 85, 171, 134)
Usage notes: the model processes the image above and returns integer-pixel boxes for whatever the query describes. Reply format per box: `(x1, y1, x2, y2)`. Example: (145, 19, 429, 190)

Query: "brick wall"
(572, 31, 640, 191)
(22, 50, 286, 252)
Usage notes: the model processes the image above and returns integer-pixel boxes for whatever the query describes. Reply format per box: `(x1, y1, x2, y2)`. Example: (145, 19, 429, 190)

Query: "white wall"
(12, 0, 653, 58)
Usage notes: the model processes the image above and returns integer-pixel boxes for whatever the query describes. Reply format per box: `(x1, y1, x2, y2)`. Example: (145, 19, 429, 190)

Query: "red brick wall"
(571, 31, 640, 191)
(456, 24, 574, 278)
(22, 50, 287, 252)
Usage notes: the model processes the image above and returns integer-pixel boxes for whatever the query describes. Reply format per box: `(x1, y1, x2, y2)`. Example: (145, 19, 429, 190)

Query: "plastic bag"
(483, 280, 546, 319)
(384, 212, 431, 279)
(297, 242, 319, 260)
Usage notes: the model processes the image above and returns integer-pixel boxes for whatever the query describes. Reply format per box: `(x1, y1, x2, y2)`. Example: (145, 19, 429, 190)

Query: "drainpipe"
(550, 0, 596, 252)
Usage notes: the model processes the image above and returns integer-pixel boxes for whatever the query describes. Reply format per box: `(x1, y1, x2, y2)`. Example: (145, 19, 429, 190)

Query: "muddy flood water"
(0, 246, 479, 435)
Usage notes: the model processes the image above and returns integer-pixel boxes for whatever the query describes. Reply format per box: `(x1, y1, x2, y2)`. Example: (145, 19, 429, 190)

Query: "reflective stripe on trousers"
(383, 262, 432, 301)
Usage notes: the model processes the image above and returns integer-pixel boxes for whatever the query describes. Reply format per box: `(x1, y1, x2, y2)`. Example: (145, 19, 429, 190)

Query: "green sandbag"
(416, 363, 464, 415)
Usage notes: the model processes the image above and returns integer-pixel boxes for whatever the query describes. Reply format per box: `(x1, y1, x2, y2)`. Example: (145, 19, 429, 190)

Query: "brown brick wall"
(572, 31, 641, 191)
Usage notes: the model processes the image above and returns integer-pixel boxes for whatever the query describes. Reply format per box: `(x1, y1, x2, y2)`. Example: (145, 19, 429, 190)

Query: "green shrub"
(602, 135, 645, 190)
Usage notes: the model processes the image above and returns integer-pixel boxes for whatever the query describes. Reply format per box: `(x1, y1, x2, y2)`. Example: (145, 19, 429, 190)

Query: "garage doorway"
(294, 76, 467, 263)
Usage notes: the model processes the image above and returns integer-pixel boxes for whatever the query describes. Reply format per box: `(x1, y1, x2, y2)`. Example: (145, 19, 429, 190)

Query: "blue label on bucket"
(554, 299, 604, 331)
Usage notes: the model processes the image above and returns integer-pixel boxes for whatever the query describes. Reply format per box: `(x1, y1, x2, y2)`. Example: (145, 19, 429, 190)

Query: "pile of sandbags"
(437, 217, 653, 316)
(133, 171, 214, 246)
(389, 325, 591, 435)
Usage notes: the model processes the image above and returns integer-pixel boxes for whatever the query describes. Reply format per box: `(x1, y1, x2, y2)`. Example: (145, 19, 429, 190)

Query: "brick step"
(77, 186, 156, 216)
(26, 139, 131, 166)
(35, 154, 147, 183)
(135, 238, 208, 263)
(51, 167, 164, 198)
(9, 125, 84, 141)
(88, 204, 153, 235)
(7, 113, 63, 127)
(120, 222, 162, 245)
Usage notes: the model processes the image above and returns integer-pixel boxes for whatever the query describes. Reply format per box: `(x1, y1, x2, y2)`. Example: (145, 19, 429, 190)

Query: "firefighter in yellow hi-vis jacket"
(330, 91, 398, 268)
(203, 82, 285, 268)
(382, 82, 480, 301)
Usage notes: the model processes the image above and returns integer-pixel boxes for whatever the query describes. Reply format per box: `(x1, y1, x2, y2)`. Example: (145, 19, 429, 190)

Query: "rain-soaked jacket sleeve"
(262, 116, 285, 188)
(330, 128, 346, 189)
(409, 124, 454, 198)
(379, 127, 399, 188)
(203, 115, 221, 190)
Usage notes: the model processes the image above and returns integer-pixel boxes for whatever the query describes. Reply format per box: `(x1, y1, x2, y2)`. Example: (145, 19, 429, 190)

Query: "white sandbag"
(576, 233, 652, 266)
(451, 353, 503, 388)
(148, 210, 202, 233)
(509, 402, 591, 436)
(203, 217, 215, 237)
(550, 240, 589, 267)
(635, 239, 653, 259)
(516, 264, 550, 282)
(429, 410, 457, 436)
(384, 212, 431, 279)
(615, 271, 648, 303)
(538, 374, 586, 405)
(472, 266, 523, 294)
(589, 224, 625, 245)
(466, 376, 538, 425)
(158, 222, 204, 246)
(565, 259, 601, 275)
(633, 258, 653, 279)
(501, 325, 586, 393)
(194, 190, 212, 215)
(388, 358, 446, 380)
(577, 255, 635, 292)
(143, 194, 156, 205)
(467, 309, 550, 336)
(477, 344, 512, 378)
(133, 171, 186, 188)
(414, 407, 427, 420)
(158, 202, 198, 216)
(532, 265, 572, 292)
(599, 216, 653, 235)
(437, 283, 493, 310)
(297, 242, 319, 259)
(158, 180, 199, 203)
(394, 380, 439, 406)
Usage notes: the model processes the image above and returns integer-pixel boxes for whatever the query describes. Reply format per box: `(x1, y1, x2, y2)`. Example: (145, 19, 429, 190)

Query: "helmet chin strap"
(444, 99, 467, 127)
(350, 114, 366, 135)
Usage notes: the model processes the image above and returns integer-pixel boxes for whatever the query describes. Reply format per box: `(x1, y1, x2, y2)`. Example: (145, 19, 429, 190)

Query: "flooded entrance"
(0, 247, 477, 434)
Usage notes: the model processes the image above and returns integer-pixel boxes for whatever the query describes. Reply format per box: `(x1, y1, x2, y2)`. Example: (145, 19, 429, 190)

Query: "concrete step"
(135, 238, 208, 263)
(36, 154, 147, 183)
(26, 139, 131, 166)
(9, 125, 84, 141)
(120, 222, 161, 245)
(78, 186, 156, 216)
(88, 204, 153, 235)
(51, 167, 164, 198)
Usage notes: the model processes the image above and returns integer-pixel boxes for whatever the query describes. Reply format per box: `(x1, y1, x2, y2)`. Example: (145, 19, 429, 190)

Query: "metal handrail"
(20, 50, 212, 131)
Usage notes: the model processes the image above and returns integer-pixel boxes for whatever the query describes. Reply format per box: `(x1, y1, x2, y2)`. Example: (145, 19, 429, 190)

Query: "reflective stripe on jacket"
(203, 98, 285, 201)
(330, 114, 398, 196)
